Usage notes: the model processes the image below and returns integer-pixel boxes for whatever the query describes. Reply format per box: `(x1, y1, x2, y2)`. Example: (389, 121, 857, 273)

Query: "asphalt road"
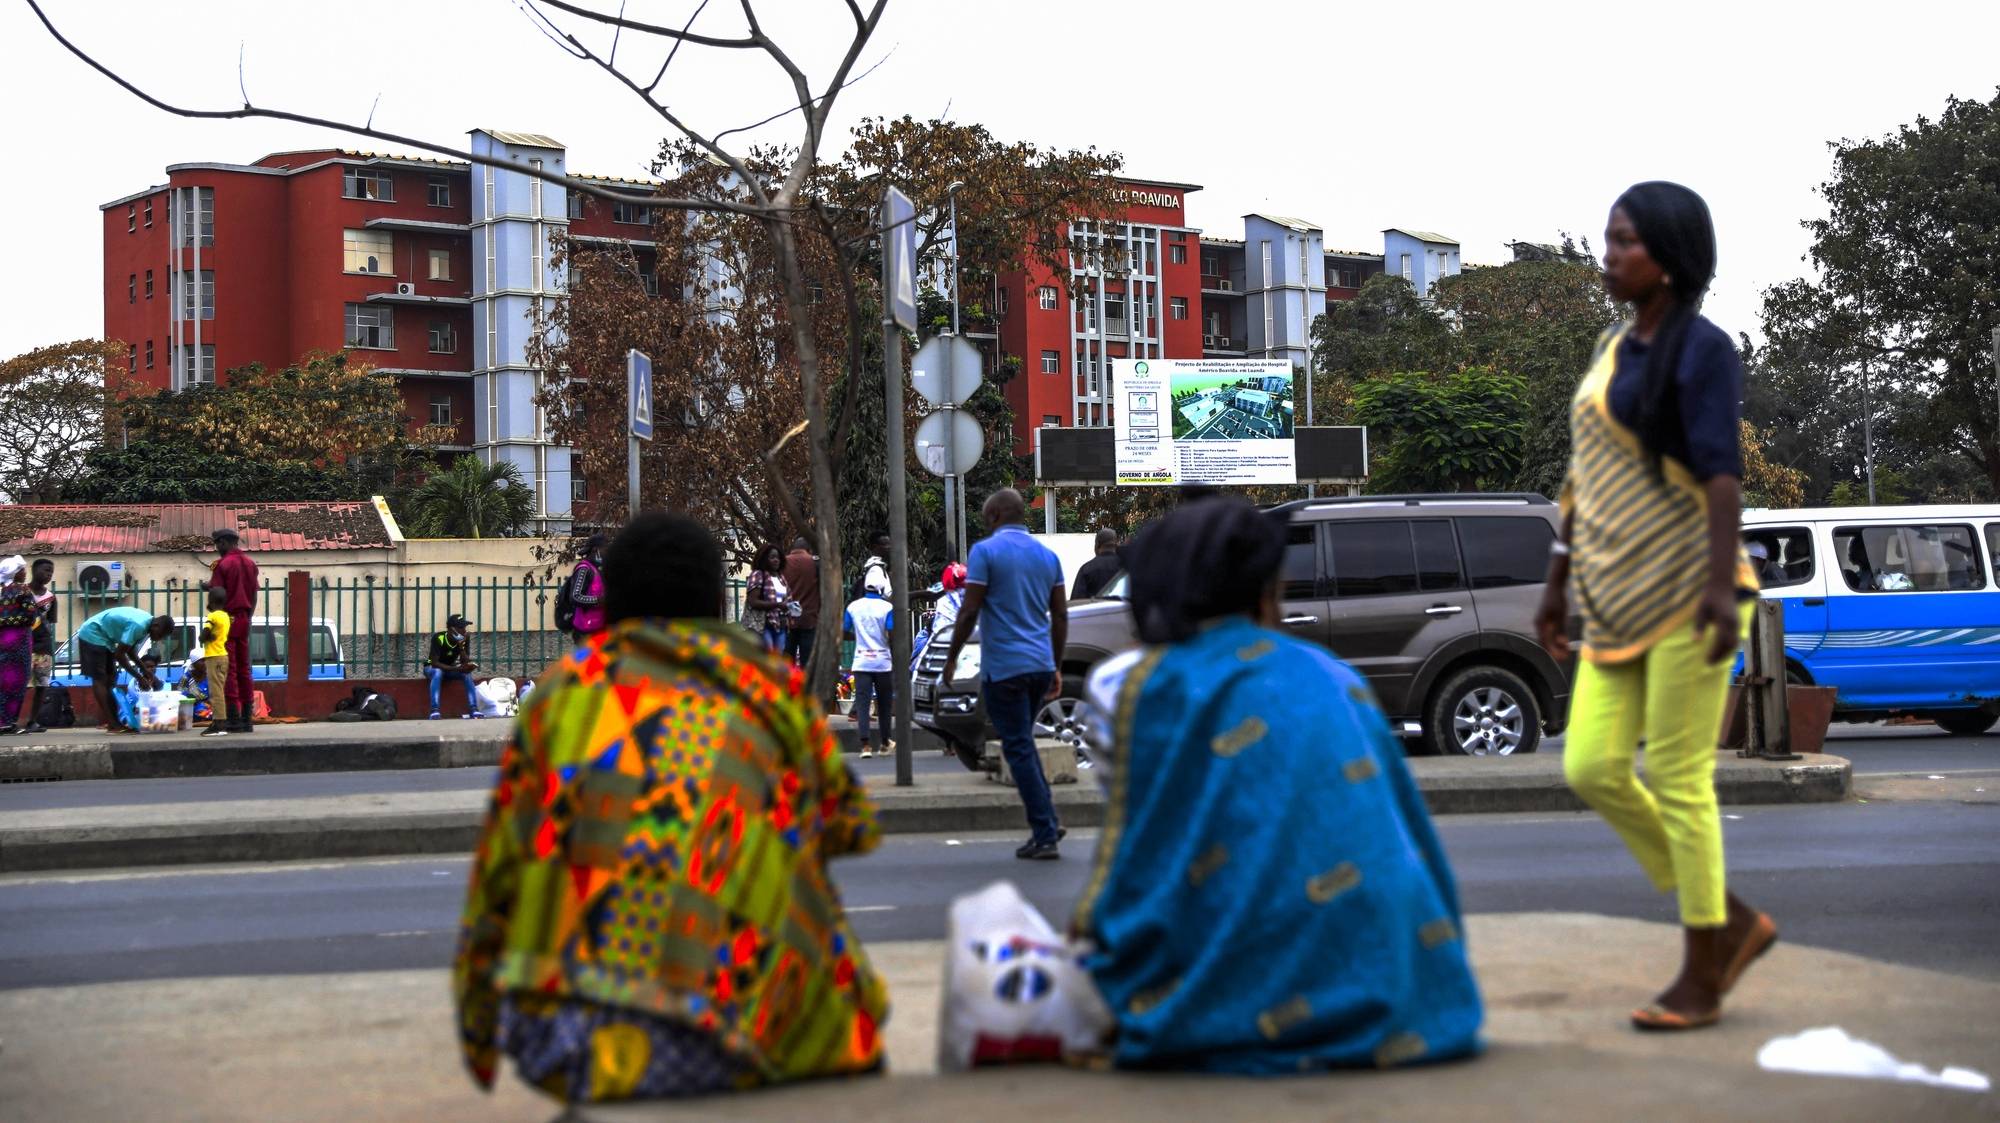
(0, 724, 1983, 813)
(4, 798, 1994, 991)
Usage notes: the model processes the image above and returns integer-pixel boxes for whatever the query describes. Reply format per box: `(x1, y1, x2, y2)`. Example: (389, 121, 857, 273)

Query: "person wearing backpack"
(557, 534, 608, 643)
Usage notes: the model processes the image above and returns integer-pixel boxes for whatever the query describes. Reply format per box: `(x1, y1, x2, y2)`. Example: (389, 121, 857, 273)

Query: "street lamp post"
(946, 180, 967, 562)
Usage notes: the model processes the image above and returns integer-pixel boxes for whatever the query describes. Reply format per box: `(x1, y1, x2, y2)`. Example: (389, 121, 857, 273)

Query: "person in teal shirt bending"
(73, 606, 174, 734)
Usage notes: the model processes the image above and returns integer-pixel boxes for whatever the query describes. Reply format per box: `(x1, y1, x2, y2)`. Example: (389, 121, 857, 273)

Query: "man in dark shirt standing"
(427, 614, 480, 719)
(1071, 529, 1123, 600)
(781, 538, 820, 668)
(209, 529, 259, 733)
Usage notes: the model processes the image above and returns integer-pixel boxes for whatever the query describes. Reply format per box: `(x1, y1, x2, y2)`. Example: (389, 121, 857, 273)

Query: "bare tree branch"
(646, 0, 713, 94)
(534, 0, 757, 48)
(712, 51, 890, 148)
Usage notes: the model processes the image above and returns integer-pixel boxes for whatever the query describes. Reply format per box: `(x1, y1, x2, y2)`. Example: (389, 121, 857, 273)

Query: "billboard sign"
(1113, 358, 1297, 485)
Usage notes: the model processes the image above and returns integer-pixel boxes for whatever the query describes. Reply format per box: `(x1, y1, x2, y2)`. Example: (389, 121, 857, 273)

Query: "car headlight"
(951, 645, 981, 685)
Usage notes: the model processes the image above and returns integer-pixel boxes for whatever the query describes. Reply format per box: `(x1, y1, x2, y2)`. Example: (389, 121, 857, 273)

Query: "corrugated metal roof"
(0, 502, 395, 556)
(1384, 227, 1458, 245)
(1246, 213, 1323, 232)
(480, 130, 566, 150)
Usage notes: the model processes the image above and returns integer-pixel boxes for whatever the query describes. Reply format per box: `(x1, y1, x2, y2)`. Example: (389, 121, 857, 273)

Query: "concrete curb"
(0, 754, 1851, 873)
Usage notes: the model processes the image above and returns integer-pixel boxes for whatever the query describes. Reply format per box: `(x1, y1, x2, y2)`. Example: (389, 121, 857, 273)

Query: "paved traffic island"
(0, 749, 1852, 873)
(0, 913, 1988, 1121)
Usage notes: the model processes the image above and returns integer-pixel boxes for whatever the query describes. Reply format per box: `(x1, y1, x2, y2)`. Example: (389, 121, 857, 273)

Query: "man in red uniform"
(209, 528, 259, 733)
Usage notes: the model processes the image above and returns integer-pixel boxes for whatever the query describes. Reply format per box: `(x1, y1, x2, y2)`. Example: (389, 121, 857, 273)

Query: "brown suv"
(913, 494, 1573, 768)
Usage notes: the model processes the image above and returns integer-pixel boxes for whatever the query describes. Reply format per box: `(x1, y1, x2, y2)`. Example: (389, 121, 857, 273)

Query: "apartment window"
(1037, 285, 1058, 310)
(144, 340, 153, 369)
(427, 248, 452, 281)
(1170, 296, 1189, 320)
(143, 199, 154, 227)
(126, 205, 136, 233)
(342, 168, 393, 201)
(1263, 298, 1274, 350)
(127, 274, 136, 304)
(182, 270, 215, 319)
(640, 269, 660, 296)
(127, 344, 136, 374)
(1301, 242, 1311, 282)
(1169, 244, 1187, 265)
(179, 187, 214, 247)
(1260, 240, 1273, 288)
(1104, 293, 1126, 323)
(996, 287, 1009, 316)
(1205, 310, 1224, 336)
(1400, 253, 1413, 281)
(427, 176, 451, 207)
(345, 303, 394, 349)
(612, 200, 651, 225)
(183, 344, 216, 386)
(144, 270, 154, 298)
(343, 229, 393, 274)
(571, 476, 589, 503)
(1170, 230, 1186, 243)
(1041, 350, 1060, 374)
(428, 393, 453, 427)
(428, 319, 457, 354)
(567, 193, 585, 220)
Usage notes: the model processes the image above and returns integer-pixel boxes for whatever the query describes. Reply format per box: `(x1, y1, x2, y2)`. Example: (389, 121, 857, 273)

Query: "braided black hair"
(1615, 182, 1717, 465)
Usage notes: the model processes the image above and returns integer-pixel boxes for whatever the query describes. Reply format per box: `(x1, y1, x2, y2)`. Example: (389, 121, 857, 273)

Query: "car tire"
(1427, 665, 1541, 757)
(946, 732, 987, 773)
(1932, 710, 1998, 737)
(1035, 676, 1089, 750)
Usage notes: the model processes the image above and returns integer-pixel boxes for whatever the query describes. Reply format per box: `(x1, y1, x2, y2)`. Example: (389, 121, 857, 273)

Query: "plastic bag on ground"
(133, 690, 183, 734)
(1758, 1026, 1990, 1092)
(938, 881, 1112, 1072)
(475, 676, 517, 719)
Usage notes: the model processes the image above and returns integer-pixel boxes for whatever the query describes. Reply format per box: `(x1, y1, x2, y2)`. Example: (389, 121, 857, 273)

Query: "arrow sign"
(883, 186, 918, 332)
(628, 349, 654, 441)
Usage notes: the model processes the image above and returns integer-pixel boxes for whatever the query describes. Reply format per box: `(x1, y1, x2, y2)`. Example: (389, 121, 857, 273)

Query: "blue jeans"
(986, 672, 1058, 843)
(852, 670, 893, 748)
(427, 667, 476, 715)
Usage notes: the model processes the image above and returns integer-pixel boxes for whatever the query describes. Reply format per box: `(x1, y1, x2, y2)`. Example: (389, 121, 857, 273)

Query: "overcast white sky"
(5, 0, 1997, 360)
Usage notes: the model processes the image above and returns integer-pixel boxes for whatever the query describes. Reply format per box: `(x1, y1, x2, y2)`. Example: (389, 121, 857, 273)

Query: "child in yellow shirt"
(200, 586, 230, 737)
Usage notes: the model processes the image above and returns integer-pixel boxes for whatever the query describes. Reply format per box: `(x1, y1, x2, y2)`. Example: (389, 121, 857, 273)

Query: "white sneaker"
(886, 740, 897, 755)
(859, 748, 873, 759)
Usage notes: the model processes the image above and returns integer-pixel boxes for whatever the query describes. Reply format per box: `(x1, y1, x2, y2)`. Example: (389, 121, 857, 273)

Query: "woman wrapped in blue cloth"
(1074, 495, 1483, 1073)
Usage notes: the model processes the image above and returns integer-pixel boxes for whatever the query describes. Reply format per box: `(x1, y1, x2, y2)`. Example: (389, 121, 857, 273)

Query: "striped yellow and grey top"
(1561, 325, 1756, 665)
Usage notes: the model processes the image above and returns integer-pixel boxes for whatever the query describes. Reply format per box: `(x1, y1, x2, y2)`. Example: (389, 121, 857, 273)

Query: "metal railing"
(39, 580, 287, 666)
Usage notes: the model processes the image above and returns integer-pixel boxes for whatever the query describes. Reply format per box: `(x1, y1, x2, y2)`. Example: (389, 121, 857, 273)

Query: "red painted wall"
(102, 191, 171, 388)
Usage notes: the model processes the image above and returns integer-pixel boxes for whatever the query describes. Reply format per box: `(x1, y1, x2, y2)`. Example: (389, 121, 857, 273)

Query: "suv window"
(1458, 516, 1554, 590)
(1412, 519, 1461, 592)
(1744, 526, 1813, 589)
(1834, 524, 1984, 592)
(1281, 523, 1319, 598)
(1330, 520, 1417, 598)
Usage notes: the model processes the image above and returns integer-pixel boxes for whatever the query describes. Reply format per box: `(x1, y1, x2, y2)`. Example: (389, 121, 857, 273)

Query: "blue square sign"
(628, 349, 654, 441)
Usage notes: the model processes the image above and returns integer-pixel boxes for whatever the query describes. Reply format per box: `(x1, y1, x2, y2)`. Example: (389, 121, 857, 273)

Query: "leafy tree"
(1309, 275, 1454, 422)
(1740, 421, 1808, 509)
(402, 455, 535, 538)
(0, 339, 130, 502)
(1759, 89, 2000, 498)
(1351, 368, 1527, 493)
(69, 438, 362, 503)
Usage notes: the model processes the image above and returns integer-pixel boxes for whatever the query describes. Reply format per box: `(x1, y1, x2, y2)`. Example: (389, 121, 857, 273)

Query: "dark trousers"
(852, 670, 893, 748)
(786, 627, 817, 668)
(227, 610, 252, 719)
(986, 672, 1058, 843)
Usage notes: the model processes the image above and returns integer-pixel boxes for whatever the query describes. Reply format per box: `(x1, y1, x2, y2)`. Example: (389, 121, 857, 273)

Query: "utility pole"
(882, 188, 917, 787)
(1991, 326, 1999, 498)
(1860, 298, 1876, 505)
(946, 180, 967, 562)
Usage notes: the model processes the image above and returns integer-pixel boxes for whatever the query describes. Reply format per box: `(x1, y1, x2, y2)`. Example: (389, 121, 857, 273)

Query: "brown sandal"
(1722, 912, 1779, 996)
(1630, 1003, 1721, 1031)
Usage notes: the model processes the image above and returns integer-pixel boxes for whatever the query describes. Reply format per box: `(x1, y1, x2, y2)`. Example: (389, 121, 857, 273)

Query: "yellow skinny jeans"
(1563, 604, 1750, 927)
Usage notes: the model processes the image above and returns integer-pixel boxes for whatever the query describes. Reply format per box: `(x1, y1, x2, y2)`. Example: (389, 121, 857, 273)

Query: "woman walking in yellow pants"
(1535, 181, 1778, 1032)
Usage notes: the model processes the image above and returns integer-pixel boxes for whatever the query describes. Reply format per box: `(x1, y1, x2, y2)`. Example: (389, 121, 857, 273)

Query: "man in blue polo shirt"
(943, 488, 1069, 860)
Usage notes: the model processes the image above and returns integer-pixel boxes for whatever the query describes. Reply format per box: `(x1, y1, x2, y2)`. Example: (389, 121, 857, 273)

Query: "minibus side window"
(1744, 527, 1813, 589)
(1833, 524, 1983, 592)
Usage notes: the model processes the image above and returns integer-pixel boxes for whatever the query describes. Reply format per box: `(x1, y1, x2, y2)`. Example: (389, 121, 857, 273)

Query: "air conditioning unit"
(1218, 279, 1234, 291)
(395, 282, 417, 296)
(75, 560, 126, 596)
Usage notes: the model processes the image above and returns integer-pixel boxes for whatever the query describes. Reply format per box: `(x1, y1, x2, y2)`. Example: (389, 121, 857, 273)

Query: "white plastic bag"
(475, 677, 517, 719)
(1758, 1027, 1990, 1092)
(937, 881, 1112, 1071)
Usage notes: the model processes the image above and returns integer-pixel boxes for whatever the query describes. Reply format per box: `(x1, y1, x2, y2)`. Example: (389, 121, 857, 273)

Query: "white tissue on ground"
(1757, 1026, 1990, 1092)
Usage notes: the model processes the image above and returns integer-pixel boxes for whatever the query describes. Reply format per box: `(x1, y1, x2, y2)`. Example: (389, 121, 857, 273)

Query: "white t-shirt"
(845, 596, 895, 673)
(1081, 649, 1144, 789)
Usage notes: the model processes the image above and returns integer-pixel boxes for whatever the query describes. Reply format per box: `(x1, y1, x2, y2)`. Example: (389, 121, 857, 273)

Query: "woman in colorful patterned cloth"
(453, 512, 887, 1104)
(1076, 496, 1482, 1073)
(1536, 182, 1776, 1032)
(0, 556, 36, 735)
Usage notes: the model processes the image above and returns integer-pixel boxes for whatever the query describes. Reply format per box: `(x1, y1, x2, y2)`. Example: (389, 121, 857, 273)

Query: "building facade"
(99, 130, 668, 528)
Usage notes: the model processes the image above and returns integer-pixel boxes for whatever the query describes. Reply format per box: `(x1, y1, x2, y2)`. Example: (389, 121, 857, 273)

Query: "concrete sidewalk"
(0, 752, 1852, 872)
(0, 912, 1989, 1122)
(0, 716, 938, 782)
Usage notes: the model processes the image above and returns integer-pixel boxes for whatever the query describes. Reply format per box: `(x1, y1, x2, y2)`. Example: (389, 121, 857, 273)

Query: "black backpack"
(36, 685, 75, 729)
(553, 573, 577, 632)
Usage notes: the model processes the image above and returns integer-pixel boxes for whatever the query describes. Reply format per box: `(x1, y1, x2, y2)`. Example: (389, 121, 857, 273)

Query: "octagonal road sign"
(911, 335, 983, 408)
(914, 408, 983, 477)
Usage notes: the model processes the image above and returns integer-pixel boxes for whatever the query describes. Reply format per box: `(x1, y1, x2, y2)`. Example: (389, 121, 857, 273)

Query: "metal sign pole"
(882, 190, 916, 788)
(943, 334, 958, 561)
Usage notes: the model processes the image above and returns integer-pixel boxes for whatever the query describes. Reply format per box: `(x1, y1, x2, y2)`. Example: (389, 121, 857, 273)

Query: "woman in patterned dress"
(0, 557, 36, 734)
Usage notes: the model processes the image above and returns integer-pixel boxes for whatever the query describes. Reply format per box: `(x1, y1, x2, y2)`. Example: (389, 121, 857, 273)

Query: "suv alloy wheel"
(1427, 665, 1541, 756)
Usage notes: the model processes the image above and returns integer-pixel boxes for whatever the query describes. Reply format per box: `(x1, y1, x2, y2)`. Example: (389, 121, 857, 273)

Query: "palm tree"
(404, 455, 536, 538)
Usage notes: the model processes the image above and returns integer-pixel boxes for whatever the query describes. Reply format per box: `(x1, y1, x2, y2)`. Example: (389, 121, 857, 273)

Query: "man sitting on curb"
(426, 614, 481, 720)
(72, 606, 173, 734)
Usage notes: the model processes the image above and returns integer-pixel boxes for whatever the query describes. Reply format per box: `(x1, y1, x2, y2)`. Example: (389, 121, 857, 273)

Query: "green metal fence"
(39, 576, 748, 681)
